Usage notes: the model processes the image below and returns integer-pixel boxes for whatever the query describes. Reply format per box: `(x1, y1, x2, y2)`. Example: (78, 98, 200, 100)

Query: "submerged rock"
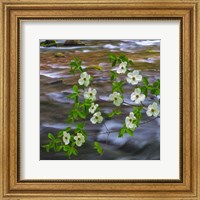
(40, 40, 57, 47)
(63, 40, 85, 46)
(54, 52, 65, 57)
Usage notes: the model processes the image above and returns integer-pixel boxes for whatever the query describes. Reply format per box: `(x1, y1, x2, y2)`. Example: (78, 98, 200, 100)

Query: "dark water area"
(40, 40, 160, 160)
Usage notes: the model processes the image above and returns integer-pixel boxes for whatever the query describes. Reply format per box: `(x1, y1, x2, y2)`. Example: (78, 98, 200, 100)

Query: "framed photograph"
(0, 0, 199, 199)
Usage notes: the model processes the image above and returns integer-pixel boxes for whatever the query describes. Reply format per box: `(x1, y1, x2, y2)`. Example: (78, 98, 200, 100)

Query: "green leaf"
(119, 54, 127, 62)
(66, 117, 73, 123)
(109, 53, 117, 61)
(48, 133, 55, 140)
(42, 144, 50, 152)
(87, 65, 103, 71)
(110, 71, 117, 81)
(65, 127, 71, 132)
(112, 81, 124, 94)
(108, 110, 122, 118)
(143, 77, 149, 86)
(72, 85, 79, 93)
(72, 111, 78, 120)
(55, 145, 63, 152)
(128, 60, 134, 66)
(155, 89, 160, 96)
(69, 57, 83, 73)
(55, 138, 62, 143)
(118, 128, 126, 137)
(58, 130, 63, 137)
(63, 145, 70, 152)
(67, 93, 77, 99)
(151, 89, 157, 94)
(94, 142, 103, 155)
(68, 146, 78, 157)
(126, 128, 134, 136)
(76, 123, 85, 129)
(140, 86, 148, 97)
(112, 60, 117, 67)
(49, 142, 55, 149)
(77, 111, 86, 119)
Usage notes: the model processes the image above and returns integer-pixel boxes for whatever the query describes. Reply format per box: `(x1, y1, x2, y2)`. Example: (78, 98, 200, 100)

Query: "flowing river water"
(40, 40, 160, 160)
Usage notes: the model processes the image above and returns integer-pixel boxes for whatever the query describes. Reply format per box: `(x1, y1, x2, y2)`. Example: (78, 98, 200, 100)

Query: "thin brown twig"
(140, 116, 159, 125)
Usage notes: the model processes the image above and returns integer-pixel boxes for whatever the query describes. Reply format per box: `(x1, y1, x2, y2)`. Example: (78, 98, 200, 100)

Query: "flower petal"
(140, 94, 145, 102)
(136, 75, 142, 81)
(97, 116, 103, 123)
(84, 80, 90, 87)
(90, 117, 97, 124)
(133, 70, 139, 75)
(78, 78, 84, 85)
(134, 88, 141, 94)
(146, 110, 152, 117)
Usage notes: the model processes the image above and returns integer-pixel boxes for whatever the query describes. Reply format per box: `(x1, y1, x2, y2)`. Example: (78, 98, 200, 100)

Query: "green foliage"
(70, 57, 84, 74)
(112, 81, 124, 94)
(110, 71, 118, 81)
(108, 109, 121, 118)
(140, 77, 160, 97)
(87, 65, 103, 71)
(142, 77, 149, 86)
(109, 53, 117, 67)
(147, 79, 160, 96)
(94, 142, 103, 155)
(48, 133, 55, 140)
(109, 53, 134, 68)
(67, 102, 87, 122)
(67, 85, 80, 104)
(118, 125, 134, 137)
(133, 107, 143, 127)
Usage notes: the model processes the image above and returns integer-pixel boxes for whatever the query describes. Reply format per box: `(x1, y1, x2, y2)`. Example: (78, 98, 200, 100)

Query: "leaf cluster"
(42, 123, 86, 158)
(112, 81, 124, 94)
(140, 77, 160, 97)
(70, 57, 84, 74)
(108, 109, 121, 118)
(94, 142, 103, 155)
(109, 54, 134, 68)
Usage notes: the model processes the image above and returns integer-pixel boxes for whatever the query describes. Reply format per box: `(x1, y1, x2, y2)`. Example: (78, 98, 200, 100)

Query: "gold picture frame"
(0, 0, 199, 199)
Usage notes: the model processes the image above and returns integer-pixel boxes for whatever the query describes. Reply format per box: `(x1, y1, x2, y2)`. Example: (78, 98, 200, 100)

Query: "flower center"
(84, 78, 86, 81)
(114, 97, 117, 100)
(90, 93, 92, 96)
(132, 77, 135, 80)
(136, 95, 139, 98)
(151, 109, 155, 112)
(95, 116, 98, 119)
(129, 119, 132, 122)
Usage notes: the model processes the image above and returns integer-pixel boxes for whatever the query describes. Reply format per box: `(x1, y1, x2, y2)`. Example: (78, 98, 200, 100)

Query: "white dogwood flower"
(109, 92, 123, 106)
(117, 61, 127, 74)
(90, 112, 103, 124)
(89, 103, 99, 114)
(131, 88, 145, 104)
(62, 131, 70, 145)
(146, 102, 160, 117)
(78, 72, 91, 87)
(125, 112, 137, 130)
(74, 133, 85, 147)
(84, 88, 97, 101)
(126, 70, 142, 85)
